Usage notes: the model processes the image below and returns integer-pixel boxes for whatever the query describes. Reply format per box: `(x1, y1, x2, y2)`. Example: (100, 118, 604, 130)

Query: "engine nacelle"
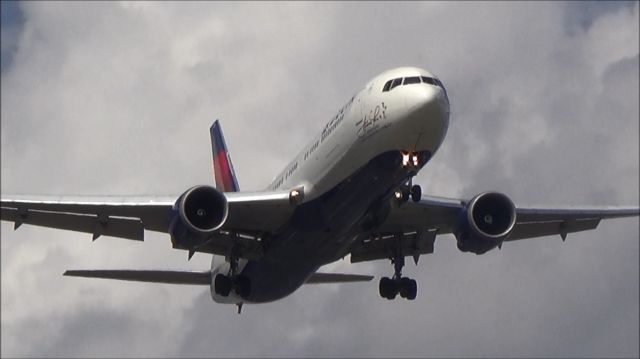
(455, 191, 516, 254)
(169, 185, 228, 249)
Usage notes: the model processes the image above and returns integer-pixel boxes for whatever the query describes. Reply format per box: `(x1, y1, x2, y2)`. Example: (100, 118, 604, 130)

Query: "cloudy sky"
(1, 1, 638, 357)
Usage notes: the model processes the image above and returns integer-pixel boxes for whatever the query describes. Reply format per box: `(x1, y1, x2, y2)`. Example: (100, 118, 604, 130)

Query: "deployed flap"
(305, 272, 374, 284)
(64, 269, 210, 285)
(211, 120, 240, 193)
(350, 229, 437, 263)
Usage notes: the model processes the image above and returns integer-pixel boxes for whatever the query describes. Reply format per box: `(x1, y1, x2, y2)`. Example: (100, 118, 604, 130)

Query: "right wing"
(349, 195, 639, 263)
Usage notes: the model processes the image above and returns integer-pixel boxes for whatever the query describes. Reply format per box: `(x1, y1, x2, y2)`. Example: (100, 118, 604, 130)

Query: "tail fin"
(210, 120, 240, 192)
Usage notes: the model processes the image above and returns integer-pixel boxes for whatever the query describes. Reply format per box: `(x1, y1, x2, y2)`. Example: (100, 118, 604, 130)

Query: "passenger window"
(389, 78, 402, 90)
(404, 76, 421, 85)
(382, 80, 392, 92)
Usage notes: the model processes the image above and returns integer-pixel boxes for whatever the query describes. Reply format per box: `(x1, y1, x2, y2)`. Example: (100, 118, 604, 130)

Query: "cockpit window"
(381, 75, 447, 96)
(421, 76, 435, 85)
(404, 76, 421, 85)
(382, 80, 392, 92)
(389, 78, 402, 91)
(433, 78, 447, 97)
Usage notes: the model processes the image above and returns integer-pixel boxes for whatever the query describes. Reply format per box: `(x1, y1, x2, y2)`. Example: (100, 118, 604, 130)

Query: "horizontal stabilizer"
(305, 272, 374, 284)
(64, 270, 210, 285)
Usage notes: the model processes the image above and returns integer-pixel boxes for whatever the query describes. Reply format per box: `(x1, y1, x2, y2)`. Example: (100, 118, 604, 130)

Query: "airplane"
(2, 66, 638, 313)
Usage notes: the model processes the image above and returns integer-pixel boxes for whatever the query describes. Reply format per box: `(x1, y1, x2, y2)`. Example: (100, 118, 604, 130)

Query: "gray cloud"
(1, 2, 638, 358)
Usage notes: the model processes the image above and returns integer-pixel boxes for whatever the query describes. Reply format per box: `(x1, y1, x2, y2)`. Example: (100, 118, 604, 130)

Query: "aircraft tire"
(214, 274, 232, 297)
(402, 188, 410, 203)
(406, 279, 417, 300)
(379, 277, 398, 300)
(235, 275, 251, 298)
(411, 185, 422, 202)
(399, 277, 412, 298)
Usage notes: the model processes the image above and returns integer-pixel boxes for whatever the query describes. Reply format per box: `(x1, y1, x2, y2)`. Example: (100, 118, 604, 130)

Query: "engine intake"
(456, 191, 516, 254)
(169, 185, 228, 249)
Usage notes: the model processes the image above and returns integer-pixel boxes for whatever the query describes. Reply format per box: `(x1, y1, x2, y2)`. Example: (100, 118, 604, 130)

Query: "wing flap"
(508, 218, 600, 241)
(350, 229, 437, 263)
(1, 207, 145, 241)
(64, 269, 210, 285)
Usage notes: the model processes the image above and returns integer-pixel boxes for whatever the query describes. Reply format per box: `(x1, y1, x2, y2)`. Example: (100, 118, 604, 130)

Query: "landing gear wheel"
(214, 274, 232, 297)
(401, 188, 410, 203)
(406, 278, 417, 300)
(379, 277, 398, 300)
(410, 185, 422, 202)
(234, 275, 251, 298)
(399, 277, 412, 298)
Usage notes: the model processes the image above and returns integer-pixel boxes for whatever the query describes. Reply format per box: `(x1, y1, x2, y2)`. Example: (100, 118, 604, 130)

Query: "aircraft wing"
(349, 195, 639, 263)
(1, 191, 294, 257)
(63, 269, 373, 285)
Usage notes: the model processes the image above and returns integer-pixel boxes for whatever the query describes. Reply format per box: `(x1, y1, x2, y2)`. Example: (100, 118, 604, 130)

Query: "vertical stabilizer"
(210, 120, 240, 192)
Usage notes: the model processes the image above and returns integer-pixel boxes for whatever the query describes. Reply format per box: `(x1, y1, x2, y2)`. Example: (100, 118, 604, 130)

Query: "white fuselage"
(269, 67, 450, 200)
(214, 67, 450, 304)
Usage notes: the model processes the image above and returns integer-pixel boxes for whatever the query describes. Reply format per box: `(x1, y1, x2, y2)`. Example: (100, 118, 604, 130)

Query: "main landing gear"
(214, 252, 251, 299)
(379, 234, 418, 300)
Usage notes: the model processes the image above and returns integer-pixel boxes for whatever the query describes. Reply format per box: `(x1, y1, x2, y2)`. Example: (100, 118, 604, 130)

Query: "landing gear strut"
(378, 234, 418, 300)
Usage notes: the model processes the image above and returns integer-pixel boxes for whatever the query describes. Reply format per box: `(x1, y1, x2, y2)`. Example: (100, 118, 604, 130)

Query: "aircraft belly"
(242, 150, 429, 303)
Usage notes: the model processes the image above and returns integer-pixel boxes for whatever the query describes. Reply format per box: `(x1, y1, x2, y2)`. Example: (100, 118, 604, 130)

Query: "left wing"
(0, 196, 175, 241)
(349, 195, 639, 263)
(63, 269, 373, 285)
(1, 190, 295, 258)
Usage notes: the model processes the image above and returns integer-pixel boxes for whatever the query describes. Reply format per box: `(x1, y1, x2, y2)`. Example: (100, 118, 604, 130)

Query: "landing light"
(402, 153, 410, 166)
(412, 155, 419, 166)
(289, 187, 305, 206)
(394, 191, 402, 199)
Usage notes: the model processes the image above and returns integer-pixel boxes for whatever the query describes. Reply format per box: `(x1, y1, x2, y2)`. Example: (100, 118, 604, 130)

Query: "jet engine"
(169, 185, 228, 249)
(455, 191, 516, 254)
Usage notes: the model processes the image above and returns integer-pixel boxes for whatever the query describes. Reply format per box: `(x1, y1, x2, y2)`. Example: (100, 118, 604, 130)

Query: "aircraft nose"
(405, 83, 450, 132)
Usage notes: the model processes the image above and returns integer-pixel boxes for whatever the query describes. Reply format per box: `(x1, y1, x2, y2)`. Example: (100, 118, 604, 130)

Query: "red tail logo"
(210, 120, 240, 192)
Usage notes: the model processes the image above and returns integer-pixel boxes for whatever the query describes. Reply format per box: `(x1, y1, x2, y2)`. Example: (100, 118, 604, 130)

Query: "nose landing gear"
(378, 233, 418, 300)
(394, 180, 422, 204)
